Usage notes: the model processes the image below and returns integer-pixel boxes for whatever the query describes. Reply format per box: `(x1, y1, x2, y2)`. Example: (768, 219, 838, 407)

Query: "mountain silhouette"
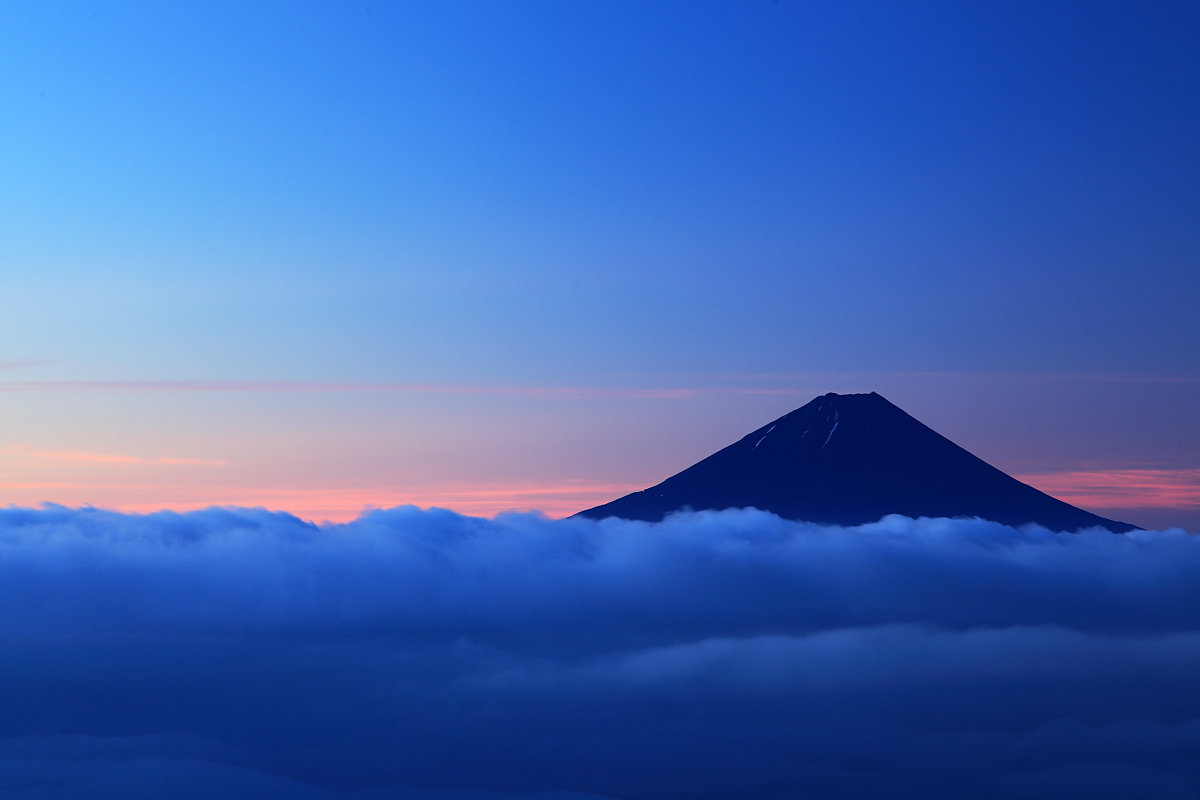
(576, 392, 1138, 532)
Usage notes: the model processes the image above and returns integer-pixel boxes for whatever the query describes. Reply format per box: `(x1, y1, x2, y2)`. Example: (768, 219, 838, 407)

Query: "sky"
(1, 0, 1198, 528)
(3, 5, 1200, 796)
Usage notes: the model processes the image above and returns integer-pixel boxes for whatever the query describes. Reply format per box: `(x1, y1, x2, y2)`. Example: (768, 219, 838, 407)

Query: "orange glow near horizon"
(5, 469, 1198, 525)
(2, 470, 1198, 525)
(0, 481, 646, 524)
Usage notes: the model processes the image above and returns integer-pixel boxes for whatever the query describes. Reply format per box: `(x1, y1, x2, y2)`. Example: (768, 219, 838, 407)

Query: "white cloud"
(0, 505, 1196, 798)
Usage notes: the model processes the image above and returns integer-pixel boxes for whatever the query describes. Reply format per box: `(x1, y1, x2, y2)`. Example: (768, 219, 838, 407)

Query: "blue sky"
(1, 1, 1197, 525)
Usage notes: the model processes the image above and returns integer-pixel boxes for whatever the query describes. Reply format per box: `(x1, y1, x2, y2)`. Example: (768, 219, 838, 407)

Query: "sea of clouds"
(0, 505, 1198, 799)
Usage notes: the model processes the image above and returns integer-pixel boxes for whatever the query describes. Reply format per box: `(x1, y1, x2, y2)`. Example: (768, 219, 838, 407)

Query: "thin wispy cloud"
(1019, 469, 1200, 509)
(0, 380, 806, 398)
(0, 359, 50, 371)
(1, 445, 226, 468)
(8, 373, 1195, 396)
(33, 451, 226, 467)
(628, 370, 1200, 385)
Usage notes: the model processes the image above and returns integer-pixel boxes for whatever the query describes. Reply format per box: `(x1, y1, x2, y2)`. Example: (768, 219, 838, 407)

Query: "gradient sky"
(1, 0, 1198, 528)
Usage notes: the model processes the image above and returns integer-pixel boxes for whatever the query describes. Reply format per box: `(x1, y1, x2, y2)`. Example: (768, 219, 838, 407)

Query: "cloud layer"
(0, 505, 1198, 798)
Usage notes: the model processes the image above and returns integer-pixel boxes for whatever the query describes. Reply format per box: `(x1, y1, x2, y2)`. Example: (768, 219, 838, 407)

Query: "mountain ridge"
(576, 392, 1138, 533)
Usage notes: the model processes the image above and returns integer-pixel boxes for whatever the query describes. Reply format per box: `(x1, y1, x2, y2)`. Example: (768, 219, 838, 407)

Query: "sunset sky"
(2, 1, 1198, 529)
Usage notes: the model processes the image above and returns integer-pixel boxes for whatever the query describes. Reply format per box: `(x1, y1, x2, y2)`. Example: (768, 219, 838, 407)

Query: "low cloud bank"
(0, 505, 1198, 798)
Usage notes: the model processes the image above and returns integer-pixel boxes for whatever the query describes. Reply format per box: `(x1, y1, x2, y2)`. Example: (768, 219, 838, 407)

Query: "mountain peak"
(577, 392, 1137, 533)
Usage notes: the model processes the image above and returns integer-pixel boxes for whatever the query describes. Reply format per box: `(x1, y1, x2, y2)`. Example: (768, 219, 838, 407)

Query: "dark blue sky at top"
(2, 1, 1197, 383)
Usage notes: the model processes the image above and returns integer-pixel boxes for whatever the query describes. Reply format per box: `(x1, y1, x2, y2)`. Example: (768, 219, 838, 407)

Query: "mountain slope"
(576, 392, 1137, 532)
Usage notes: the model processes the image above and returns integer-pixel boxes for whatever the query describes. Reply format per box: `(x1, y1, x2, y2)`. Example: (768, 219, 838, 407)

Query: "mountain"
(576, 392, 1138, 532)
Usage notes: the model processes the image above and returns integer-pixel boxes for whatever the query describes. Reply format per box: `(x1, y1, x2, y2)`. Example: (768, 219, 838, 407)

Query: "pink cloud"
(1017, 469, 1200, 510)
(14, 449, 226, 467)
(0, 359, 50, 371)
(31, 451, 143, 464)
